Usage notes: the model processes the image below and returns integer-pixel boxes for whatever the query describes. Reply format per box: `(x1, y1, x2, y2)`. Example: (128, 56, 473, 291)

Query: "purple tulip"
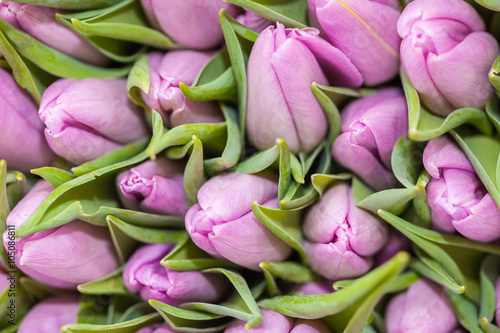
(141, 51, 224, 128)
(423, 136, 500, 242)
(303, 182, 388, 280)
(398, 0, 499, 116)
(386, 279, 457, 333)
(297, 280, 334, 296)
(39, 78, 149, 165)
(137, 323, 176, 333)
(225, 309, 331, 332)
(332, 88, 408, 191)
(116, 158, 188, 216)
(236, 10, 272, 32)
(185, 172, 292, 270)
(0, 68, 54, 172)
(308, 0, 401, 86)
(3, 181, 120, 289)
(124, 243, 228, 305)
(18, 295, 79, 333)
(246, 22, 363, 154)
(0, 2, 107, 66)
(140, 0, 240, 50)
(375, 229, 411, 265)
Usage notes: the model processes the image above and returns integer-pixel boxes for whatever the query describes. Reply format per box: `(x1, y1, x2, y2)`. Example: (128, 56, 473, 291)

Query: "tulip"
(140, 0, 240, 50)
(423, 136, 500, 242)
(398, 0, 499, 116)
(236, 10, 271, 32)
(297, 280, 334, 295)
(18, 295, 79, 333)
(0, 68, 54, 172)
(225, 309, 331, 332)
(331, 88, 408, 191)
(39, 78, 149, 165)
(386, 279, 457, 333)
(375, 230, 411, 265)
(141, 51, 223, 128)
(185, 172, 292, 270)
(3, 181, 120, 289)
(303, 182, 388, 280)
(123, 243, 228, 304)
(0, 2, 107, 65)
(246, 22, 363, 154)
(116, 157, 188, 216)
(137, 323, 176, 333)
(308, 0, 401, 86)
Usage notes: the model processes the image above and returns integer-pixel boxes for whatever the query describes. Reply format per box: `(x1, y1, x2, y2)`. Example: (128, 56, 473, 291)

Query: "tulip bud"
(297, 280, 334, 295)
(398, 0, 499, 116)
(141, 52, 223, 128)
(0, 2, 107, 66)
(386, 279, 457, 333)
(308, 0, 401, 86)
(140, 0, 241, 50)
(375, 230, 411, 265)
(185, 172, 292, 270)
(332, 88, 408, 191)
(225, 309, 331, 332)
(303, 183, 388, 280)
(3, 181, 120, 289)
(18, 295, 79, 333)
(39, 78, 149, 165)
(0, 68, 54, 172)
(423, 136, 500, 242)
(137, 323, 176, 333)
(116, 158, 188, 216)
(246, 22, 363, 154)
(124, 243, 228, 305)
(236, 10, 271, 32)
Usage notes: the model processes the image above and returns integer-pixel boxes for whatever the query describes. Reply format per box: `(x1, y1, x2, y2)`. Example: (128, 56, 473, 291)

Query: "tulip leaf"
(480, 318, 500, 333)
(410, 256, 464, 294)
(126, 54, 149, 108)
(107, 216, 138, 265)
(8, 0, 123, 10)
(202, 268, 263, 329)
(401, 69, 492, 141)
(149, 300, 230, 332)
(391, 137, 423, 188)
(115, 301, 155, 324)
(252, 202, 305, 261)
(161, 235, 237, 271)
(277, 139, 292, 200)
(259, 262, 318, 283)
(447, 291, 484, 333)
(491, 55, 500, 98)
(77, 295, 111, 325)
(261, 266, 280, 296)
(387, 270, 420, 293)
(311, 173, 351, 196)
(225, 0, 307, 28)
(486, 98, 500, 135)
(472, 0, 500, 10)
(479, 255, 500, 321)
(204, 104, 242, 175)
(234, 145, 280, 174)
(312, 83, 342, 144)
(78, 268, 131, 296)
(31, 167, 75, 188)
(0, 161, 9, 234)
(61, 313, 161, 333)
(107, 215, 186, 244)
(184, 136, 206, 206)
(0, 18, 131, 79)
(259, 252, 410, 319)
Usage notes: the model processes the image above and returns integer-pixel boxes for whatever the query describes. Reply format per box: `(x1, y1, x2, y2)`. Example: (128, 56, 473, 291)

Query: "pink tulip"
(18, 295, 80, 332)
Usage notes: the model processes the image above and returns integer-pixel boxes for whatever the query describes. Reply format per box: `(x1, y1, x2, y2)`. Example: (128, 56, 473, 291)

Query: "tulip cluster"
(1, 0, 500, 331)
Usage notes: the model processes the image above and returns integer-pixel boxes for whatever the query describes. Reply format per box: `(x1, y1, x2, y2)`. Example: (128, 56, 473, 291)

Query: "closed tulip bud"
(332, 88, 408, 191)
(142, 52, 223, 128)
(308, 0, 401, 86)
(398, 0, 499, 116)
(386, 279, 457, 333)
(18, 295, 79, 333)
(185, 172, 292, 270)
(236, 10, 272, 32)
(298, 281, 334, 295)
(140, 0, 240, 50)
(423, 136, 500, 242)
(39, 78, 149, 165)
(225, 309, 331, 333)
(124, 244, 228, 304)
(246, 22, 363, 154)
(0, 2, 107, 66)
(116, 158, 188, 216)
(3, 181, 120, 289)
(0, 68, 54, 172)
(375, 230, 411, 265)
(137, 323, 176, 333)
(303, 183, 388, 280)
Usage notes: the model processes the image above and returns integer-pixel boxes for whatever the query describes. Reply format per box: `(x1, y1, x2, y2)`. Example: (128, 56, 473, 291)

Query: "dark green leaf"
(479, 255, 500, 321)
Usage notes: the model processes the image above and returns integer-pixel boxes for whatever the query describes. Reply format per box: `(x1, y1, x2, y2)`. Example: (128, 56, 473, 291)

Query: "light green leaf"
(312, 83, 341, 144)
(391, 137, 422, 188)
(61, 313, 161, 333)
(448, 291, 483, 333)
(259, 262, 318, 283)
(490, 54, 500, 98)
(8, 0, 123, 10)
(107, 216, 138, 265)
(261, 266, 280, 296)
(388, 270, 419, 293)
(473, 0, 500, 10)
(234, 144, 280, 174)
(31, 167, 75, 188)
(479, 255, 500, 321)
(410, 255, 464, 294)
(77, 268, 131, 296)
(126, 54, 149, 107)
(480, 318, 500, 333)
(77, 295, 110, 325)
(311, 173, 351, 196)
(184, 136, 206, 206)
(486, 98, 500, 134)
(225, 0, 307, 28)
(107, 215, 186, 244)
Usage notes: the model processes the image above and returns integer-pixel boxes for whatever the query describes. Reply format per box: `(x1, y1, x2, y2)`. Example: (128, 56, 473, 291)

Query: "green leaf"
(486, 98, 500, 135)
(277, 139, 292, 200)
(225, 0, 307, 28)
(357, 186, 419, 216)
(401, 68, 492, 141)
(107, 215, 187, 244)
(78, 268, 132, 296)
(107, 216, 138, 265)
(312, 83, 342, 144)
(61, 313, 161, 333)
(479, 255, 500, 321)
(410, 255, 464, 294)
(473, 0, 500, 10)
(259, 262, 318, 283)
(261, 266, 280, 296)
(0, 18, 131, 78)
(489, 54, 500, 98)
(252, 202, 305, 261)
(391, 137, 423, 188)
(77, 295, 111, 325)
(7, 0, 124, 10)
(311, 173, 351, 196)
(388, 270, 419, 293)
(258, 252, 410, 319)
(448, 291, 484, 333)
(31, 167, 75, 188)
(480, 318, 500, 333)
(126, 54, 149, 107)
(234, 144, 280, 174)
(184, 136, 206, 206)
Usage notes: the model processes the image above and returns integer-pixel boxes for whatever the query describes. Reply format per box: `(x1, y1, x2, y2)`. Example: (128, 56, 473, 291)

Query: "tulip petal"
(453, 194, 500, 242)
(291, 319, 332, 333)
(225, 309, 293, 332)
(423, 136, 474, 178)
